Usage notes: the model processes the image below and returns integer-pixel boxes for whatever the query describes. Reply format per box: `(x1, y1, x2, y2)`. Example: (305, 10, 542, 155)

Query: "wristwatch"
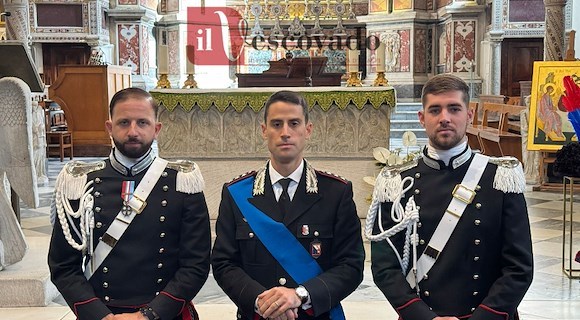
(139, 306, 160, 320)
(295, 285, 309, 305)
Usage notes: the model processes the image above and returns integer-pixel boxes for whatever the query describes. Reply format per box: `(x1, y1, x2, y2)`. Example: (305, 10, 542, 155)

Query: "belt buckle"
(130, 195, 147, 214)
(452, 184, 476, 204)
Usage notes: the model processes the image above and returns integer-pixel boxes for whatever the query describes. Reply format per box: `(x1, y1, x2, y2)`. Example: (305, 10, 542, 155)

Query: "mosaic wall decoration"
(394, 0, 412, 10)
(414, 28, 427, 73)
(453, 20, 475, 73)
(370, 0, 388, 13)
(323, 49, 346, 74)
(140, 0, 158, 10)
(436, 0, 452, 9)
(444, 22, 452, 73)
(399, 29, 410, 72)
(168, 29, 179, 75)
(248, 49, 274, 74)
(141, 25, 150, 75)
(508, 0, 545, 22)
(118, 24, 140, 73)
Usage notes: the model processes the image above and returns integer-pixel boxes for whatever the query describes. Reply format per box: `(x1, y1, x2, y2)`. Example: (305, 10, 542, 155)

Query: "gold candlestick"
(183, 74, 198, 89)
(373, 71, 389, 86)
(156, 74, 171, 89)
(346, 71, 362, 87)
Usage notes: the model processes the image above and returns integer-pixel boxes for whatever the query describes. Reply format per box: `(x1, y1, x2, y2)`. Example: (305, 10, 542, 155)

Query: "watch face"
(296, 287, 308, 303)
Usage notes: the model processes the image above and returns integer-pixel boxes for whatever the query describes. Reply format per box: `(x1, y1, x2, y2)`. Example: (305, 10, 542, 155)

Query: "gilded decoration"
(151, 89, 396, 113)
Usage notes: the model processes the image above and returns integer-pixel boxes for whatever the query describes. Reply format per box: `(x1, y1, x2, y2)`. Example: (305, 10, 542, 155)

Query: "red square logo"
(187, 6, 247, 66)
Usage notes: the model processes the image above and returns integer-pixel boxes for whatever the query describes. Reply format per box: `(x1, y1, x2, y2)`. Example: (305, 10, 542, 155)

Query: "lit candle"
(186, 45, 195, 74)
(376, 41, 386, 72)
(158, 45, 168, 74)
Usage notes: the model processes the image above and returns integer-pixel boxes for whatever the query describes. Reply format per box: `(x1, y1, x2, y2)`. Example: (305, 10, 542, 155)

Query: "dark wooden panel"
(501, 38, 543, 97)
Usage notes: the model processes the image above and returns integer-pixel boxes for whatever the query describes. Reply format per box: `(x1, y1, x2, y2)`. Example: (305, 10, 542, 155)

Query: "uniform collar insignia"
(109, 149, 155, 176)
(422, 145, 472, 170)
(252, 160, 318, 196)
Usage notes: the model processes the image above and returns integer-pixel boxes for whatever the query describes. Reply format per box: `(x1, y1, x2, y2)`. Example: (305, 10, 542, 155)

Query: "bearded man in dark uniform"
(48, 88, 211, 320)
(366, 74, 533, 320)
(211, 90, 364, 320)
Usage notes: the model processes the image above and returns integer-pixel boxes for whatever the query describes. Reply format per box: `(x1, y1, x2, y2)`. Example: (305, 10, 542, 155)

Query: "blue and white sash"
(228, 177, 345, 320)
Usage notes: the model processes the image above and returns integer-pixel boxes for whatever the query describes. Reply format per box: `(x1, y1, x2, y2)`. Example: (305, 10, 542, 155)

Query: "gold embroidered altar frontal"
(150, 87, 396, 113)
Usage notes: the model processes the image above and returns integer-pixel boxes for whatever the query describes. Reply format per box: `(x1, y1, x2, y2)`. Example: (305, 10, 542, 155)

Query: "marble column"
(2, 0, 30, 45)
(489, 37, 502, 95)
(543, 0, 568, 61)
(108, 3, 157, 90)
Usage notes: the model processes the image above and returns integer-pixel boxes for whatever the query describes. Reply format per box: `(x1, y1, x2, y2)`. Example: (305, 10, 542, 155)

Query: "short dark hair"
(263, 90, 309, 123)
(109, 87, 158, 117)
(421, 74, 470, 108)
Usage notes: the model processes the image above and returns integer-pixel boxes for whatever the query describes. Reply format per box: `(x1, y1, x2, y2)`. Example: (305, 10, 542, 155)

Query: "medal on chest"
(121, 180, 135, 216)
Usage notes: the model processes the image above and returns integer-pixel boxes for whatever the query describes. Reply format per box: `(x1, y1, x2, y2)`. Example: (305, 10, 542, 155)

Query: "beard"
(112, 137, 153, 159)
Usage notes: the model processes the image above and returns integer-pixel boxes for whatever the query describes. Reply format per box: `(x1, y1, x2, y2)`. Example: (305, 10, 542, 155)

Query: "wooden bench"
(466, 102, 525, 161)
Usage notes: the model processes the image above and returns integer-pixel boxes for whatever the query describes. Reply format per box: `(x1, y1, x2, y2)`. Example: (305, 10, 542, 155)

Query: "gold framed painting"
(527, 61, 580, 151)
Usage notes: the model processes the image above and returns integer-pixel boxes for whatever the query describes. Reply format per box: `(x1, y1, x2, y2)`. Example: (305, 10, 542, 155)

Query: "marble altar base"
(182, 158, 376, 220)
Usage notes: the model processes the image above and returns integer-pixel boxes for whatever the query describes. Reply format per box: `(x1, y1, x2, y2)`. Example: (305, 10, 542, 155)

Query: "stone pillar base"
(0, 237, 60, 307)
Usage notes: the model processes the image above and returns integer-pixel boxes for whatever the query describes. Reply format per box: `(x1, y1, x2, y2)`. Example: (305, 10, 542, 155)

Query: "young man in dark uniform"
(211, 91, 364, 320)
(367, 74, 533, 320)
(48, 88, 211, 320)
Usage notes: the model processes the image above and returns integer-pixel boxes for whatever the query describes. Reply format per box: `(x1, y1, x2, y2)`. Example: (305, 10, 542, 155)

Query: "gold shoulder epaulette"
(167, 160, 205, 194)
(56, 160, 106, 200)
(489, 156, 526, 194)
(374, 159, 419, 203)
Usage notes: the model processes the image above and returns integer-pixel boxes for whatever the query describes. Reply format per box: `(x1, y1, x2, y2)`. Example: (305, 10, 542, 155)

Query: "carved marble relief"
(118, 24, 140, 73)
(157, 102, 390, 158)
(305, 106, 325, 154)
(382, 31, 401, 72)
(158, 107, 193, 154)
(357, 107, 388, 152)
(326, 107, 355, 153)
(414, 28, 427, 73)
(192, 108, 221, 154)
(453, 20, 475, 73)
(225, 108, 254, 155)
(168, 29, 179, 75)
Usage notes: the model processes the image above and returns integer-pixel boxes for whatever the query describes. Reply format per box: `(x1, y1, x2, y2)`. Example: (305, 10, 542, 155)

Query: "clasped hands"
(257, 286, 302, 320)
(102, 312, 147, 320)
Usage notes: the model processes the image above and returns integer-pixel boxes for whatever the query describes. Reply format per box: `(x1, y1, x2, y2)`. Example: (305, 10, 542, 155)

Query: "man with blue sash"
(212, 91, 364, 320)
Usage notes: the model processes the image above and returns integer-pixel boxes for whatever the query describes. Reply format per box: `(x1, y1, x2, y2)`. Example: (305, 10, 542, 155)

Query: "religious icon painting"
(528, 61, 580, 151)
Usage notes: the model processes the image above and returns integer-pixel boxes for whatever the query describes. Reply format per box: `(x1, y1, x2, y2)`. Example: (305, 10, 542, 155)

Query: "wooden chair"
(45, 108, 73, 162)
(466, 102, 482, 151)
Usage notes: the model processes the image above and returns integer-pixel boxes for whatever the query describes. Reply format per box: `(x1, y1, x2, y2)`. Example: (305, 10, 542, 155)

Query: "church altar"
(150, 86, 396, 218)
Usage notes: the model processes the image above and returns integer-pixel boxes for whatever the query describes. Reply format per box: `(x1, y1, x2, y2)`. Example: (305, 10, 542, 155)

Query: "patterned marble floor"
(1, 158, 580, 319)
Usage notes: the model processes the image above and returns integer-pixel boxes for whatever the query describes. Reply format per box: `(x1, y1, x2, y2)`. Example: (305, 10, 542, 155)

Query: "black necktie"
(278, 178, 292, 216)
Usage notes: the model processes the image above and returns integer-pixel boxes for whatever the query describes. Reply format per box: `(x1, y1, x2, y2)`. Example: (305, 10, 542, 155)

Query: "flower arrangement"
(363, 131, 422, 188)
